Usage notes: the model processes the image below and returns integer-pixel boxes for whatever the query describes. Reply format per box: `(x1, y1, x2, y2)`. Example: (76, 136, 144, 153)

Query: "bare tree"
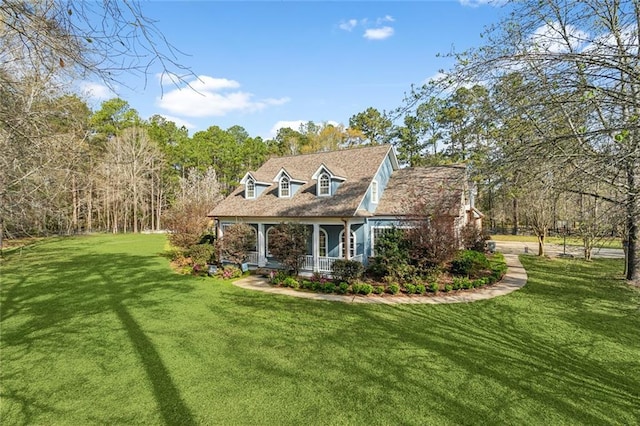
(448, 0, 640, 280)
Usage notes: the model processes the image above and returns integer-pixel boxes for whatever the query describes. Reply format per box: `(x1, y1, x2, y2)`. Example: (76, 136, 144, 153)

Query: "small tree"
(402, 192, 461, 271)
(460, 222, 489, 252)
(405, 216, 459, 270)
(215, 223, 256, 265)
(164, 167, 222, 249)
(268, 222, 309, 275)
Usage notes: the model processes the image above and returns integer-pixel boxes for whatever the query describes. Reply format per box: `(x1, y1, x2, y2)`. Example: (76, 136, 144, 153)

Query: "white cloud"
(530, 22, 588, 53)
(339, 19, 358, 31)
(156, 75, 289, 118)
(270, 120, 306, 137)
(364, 26, 394, 40)
(157, 114, 196, 130)
(339, 16, 395, 40)
(422, 72, 449, 86)
(78, 81, 113, 101)
(269, 120, 339, 138)
(582, 24, 637, 54)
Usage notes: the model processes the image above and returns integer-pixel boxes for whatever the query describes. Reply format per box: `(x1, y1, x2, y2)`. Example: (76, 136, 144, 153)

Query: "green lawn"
(490, 234, 623, 248)
(1, 234, 639, 425)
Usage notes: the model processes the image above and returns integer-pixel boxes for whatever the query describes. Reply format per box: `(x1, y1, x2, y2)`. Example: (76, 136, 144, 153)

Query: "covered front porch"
(218, 218, 367, 274)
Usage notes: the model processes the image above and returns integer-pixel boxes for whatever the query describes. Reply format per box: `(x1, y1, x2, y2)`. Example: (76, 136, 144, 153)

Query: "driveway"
(494, 240, 624, 259)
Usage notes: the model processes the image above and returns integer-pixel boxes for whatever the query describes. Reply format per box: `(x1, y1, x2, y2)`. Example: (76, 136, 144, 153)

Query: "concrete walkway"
(232, 253, 527, 304)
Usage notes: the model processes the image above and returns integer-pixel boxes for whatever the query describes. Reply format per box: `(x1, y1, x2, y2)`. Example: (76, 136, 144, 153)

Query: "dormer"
(240, 172, 270, 199)
(311, 164, 346, 197)
(273, 168, 307, 198)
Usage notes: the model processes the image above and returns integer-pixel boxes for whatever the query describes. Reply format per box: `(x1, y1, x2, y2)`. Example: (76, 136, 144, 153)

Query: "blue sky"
(81, 1, 507, 139)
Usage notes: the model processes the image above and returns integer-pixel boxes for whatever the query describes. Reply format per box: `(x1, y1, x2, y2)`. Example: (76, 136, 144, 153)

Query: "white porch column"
(312, 223, 320, 272)
(257, 223, 266, 266)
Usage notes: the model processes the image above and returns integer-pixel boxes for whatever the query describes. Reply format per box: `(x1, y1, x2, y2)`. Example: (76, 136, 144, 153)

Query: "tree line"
(2, 0, 638, 280)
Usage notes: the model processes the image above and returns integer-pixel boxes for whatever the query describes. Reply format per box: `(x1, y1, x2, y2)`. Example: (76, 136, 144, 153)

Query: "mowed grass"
(1, 234, 639, 425)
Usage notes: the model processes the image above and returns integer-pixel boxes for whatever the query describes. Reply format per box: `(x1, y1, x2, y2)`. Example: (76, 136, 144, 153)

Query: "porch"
(219, 219, 366, 274)
(245, 251, 364, 273)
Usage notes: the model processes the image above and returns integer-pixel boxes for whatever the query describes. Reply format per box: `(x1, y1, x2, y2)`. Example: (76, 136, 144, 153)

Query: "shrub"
(337, 282, 350, 294)
(359, 284, 373, 295)
(215, 223, 256, 265)
(415, 284, 426, 295)
(404, 283, 417, 294)
(270, 270, 288, 285)
(405, 214, 459, 269)
(322, 282, 337, 293)
(301, 280, 313, 290)
(188, 243, 216, 267)
(283, 277, 299, 289)
(387, 283, 400, 295)
(472, 278, 486, 288)
(373, 285, 385, 295)
(332, 259, 364, 283)
(452, 276, 473, 290)
(461, 223, 490, 252)
(368, 227, 411, 279)
(429, 282, 439, 293)
(444, 284, 453, 292)
(451, 250, 490, 277)
(311, 272, 329, 284)
(216, 265, 242, 280)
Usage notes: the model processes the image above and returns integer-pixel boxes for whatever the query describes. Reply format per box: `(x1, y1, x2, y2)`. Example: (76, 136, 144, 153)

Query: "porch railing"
(242, 252, 365, 272)
(302, 255, 365, 273)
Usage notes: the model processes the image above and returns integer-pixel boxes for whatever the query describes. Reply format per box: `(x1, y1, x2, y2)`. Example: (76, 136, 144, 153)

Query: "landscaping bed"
(257, 251, 508, 297)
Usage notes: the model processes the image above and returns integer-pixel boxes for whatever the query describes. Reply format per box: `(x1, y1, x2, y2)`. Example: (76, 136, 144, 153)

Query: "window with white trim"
(318, 173, 330, 196)
(280, 176, 290, 197)
(246, 178, 255, 199)
(371, 180, 379, 203)
(339, 230, 356, 259)
(319, 228, 328, 257)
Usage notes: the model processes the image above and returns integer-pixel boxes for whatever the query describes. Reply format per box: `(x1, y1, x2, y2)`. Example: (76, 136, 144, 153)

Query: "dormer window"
(246, 178, 255, 199)
(319, 173, 330, 196)
(371, 180, 379, 203)
(280, 176, 290, 197)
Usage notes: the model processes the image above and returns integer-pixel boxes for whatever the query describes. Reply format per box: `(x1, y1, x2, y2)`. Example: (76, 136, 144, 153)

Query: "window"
(246, 178, 255, 199)
(371, 180, 379, 203)
(339, 230, 356, 259)
(319, 228, 328, 257)
(280, 176, 290, 197)
(318, 173, 330, 196)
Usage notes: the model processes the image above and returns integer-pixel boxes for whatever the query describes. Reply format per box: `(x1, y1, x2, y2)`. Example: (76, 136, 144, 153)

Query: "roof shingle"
(375, 165, 467, 216)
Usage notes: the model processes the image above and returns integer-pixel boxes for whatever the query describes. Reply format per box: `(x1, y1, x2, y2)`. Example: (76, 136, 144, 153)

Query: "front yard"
(1, 234, 638, 424)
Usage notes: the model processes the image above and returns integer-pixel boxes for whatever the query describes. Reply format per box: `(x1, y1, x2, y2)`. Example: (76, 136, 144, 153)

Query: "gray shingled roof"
(209, 144, 393, 218)
(375, 165, 467, 216)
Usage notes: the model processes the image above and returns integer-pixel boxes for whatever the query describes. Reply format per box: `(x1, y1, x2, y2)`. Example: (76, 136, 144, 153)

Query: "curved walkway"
(232, 253, 527, 304)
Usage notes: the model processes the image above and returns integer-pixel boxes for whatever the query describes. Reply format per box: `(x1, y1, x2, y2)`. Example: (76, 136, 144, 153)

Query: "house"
(208, 144, 481, 273)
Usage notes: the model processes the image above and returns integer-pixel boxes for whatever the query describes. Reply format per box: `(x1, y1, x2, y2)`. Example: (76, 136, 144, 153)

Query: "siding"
(358, 152, 395, 213)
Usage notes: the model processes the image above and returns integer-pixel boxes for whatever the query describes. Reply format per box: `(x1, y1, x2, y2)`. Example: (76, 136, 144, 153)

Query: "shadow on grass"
(1, 237, 197, 425)
(216, 263, 639, 424)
